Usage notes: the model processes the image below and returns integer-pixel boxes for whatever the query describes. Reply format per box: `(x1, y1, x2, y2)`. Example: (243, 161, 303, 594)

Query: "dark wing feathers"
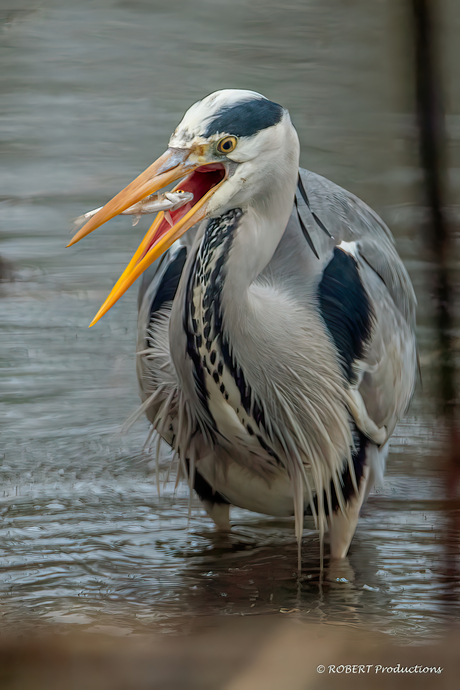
(298, 168, 416, 328)
(149, 246, 187, 316)
(294, 193, 319, 259)
(297, 174, 334, 239)
(318, 247, 373, 384)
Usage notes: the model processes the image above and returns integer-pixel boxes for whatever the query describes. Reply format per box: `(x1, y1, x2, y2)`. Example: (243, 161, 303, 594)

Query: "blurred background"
(0, 0, 459, 686)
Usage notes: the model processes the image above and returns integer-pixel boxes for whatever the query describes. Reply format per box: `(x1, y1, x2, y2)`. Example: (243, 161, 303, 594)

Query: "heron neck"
(220, 187, 296, 304)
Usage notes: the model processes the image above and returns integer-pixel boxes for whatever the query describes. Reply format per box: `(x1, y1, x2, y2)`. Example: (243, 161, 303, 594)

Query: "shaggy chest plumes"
(183, 210, 281, 465)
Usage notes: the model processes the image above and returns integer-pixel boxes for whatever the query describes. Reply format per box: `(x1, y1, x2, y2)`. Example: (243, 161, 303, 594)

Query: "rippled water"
(1, 1, 460, 642)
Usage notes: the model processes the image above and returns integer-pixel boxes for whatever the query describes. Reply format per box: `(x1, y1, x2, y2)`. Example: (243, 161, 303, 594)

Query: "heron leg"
(202, 501, 231, 531)
(327, 465, 370, 559)
(193, 468, 231, 531)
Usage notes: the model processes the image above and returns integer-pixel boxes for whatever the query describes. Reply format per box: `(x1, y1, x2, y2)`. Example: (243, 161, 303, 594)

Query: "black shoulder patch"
(149, 246, 187, 317)
(204, 98, 284, 138)
(318, 247, 373, 383)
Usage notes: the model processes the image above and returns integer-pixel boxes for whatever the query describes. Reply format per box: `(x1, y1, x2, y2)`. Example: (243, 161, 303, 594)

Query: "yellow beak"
(67, 148, 226, 326)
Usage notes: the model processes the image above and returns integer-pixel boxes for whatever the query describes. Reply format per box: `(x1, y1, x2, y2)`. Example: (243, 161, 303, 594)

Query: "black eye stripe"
(204, 98, 284, 138)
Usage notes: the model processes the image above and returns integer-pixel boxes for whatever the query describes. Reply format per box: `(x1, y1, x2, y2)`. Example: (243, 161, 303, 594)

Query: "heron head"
(68, 89, 299, 325)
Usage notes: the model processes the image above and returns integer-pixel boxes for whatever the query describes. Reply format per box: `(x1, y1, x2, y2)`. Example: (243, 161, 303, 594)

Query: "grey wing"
(297, 168, 417, 456)
(136, 218, 217, 448)
(297, 168, 416, 327)
(136, 241, 188, 441)
(136, 237, 231, 521)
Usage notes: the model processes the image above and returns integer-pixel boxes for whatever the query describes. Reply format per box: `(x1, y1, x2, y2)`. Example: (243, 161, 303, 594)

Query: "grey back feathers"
(297, 169, 416, 328)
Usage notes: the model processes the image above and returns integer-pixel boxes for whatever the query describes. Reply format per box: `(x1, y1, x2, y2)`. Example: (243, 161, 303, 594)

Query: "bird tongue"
(145, 165, 226, 256)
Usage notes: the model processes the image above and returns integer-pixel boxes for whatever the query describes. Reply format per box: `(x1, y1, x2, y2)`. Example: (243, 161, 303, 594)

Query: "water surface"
(1, 0, 460, 641)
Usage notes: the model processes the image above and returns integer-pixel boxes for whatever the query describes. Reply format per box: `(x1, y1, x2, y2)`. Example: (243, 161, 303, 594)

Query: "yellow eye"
(217, 136, 237, 154)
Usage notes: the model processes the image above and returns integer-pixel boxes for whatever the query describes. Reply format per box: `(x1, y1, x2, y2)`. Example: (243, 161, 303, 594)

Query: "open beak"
(68, 148, 227, 326)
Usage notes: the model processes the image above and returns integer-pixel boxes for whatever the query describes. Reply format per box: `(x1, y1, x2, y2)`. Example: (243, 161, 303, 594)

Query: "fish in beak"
(73, 190, 194, 229)
(68, 147, 227, 326)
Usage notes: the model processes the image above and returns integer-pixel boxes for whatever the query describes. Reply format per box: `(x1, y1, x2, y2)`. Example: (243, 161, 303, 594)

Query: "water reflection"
(0, 0, 459, 642)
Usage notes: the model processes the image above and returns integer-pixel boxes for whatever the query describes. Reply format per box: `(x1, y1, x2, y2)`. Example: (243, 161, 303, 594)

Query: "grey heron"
(69, 89, 417, 563)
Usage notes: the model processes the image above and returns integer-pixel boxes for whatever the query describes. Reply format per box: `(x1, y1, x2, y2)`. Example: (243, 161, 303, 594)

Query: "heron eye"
(217, 136, 237, 154)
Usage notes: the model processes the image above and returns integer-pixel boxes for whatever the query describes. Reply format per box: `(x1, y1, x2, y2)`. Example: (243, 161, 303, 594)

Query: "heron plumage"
(74, 90, 417, 562)
(135, 160, 416, 561)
